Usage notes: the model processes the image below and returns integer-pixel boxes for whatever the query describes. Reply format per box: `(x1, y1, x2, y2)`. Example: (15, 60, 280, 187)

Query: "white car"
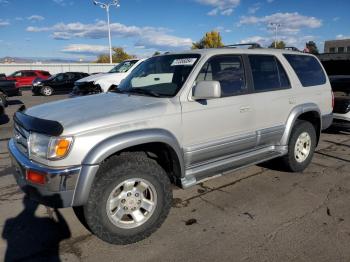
(72, 59, 145, 95)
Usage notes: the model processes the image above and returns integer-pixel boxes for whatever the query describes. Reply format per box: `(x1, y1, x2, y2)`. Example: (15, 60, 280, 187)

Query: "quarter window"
(249, 55, 290, 92)
(196, 55, 246, 97)
(284, 54, 327, 87)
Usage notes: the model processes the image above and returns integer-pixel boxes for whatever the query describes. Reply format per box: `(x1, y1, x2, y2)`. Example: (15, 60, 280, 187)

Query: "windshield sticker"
(171, 58, 197, 66)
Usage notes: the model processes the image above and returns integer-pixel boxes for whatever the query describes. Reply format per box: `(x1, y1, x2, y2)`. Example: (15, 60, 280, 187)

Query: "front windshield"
(116, 54, 200, 97)
(109, 60, 138, 73)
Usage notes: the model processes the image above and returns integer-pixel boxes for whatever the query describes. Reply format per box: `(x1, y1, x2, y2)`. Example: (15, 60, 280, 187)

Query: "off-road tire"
(281, 120, 317, 172)
(83, 152, 172, 245)
(0, 92, 7, 107)
(41, 86, 53, 96)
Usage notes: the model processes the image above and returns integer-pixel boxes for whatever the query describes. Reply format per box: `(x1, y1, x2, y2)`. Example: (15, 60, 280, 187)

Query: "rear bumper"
(322, 113, 333, 130)
(332, 113, 350, 129)
(8, 139, 81, 208)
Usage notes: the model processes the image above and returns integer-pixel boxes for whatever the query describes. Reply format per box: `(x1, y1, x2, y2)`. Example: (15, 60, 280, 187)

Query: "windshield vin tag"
(171, 58, 197, 66)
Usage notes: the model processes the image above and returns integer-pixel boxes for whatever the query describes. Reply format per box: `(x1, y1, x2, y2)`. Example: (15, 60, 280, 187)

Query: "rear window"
(41, 71, 51, 76)
(249, 55, 290, 92)
(284, 54, 327, 87)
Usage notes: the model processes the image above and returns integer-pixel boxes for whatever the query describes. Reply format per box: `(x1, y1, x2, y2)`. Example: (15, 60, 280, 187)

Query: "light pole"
(93, 0, 120, 64)
(270, 23, 281, 48)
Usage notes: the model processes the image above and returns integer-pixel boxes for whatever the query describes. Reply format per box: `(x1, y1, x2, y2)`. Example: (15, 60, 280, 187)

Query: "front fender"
(72, 129, 184, 206)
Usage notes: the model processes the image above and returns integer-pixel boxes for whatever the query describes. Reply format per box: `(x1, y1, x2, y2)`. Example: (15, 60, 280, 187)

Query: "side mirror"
(192, 81, 221, 100)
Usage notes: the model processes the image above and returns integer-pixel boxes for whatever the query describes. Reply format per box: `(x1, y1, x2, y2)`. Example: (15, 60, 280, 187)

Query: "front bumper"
(8, 139, 81, 208)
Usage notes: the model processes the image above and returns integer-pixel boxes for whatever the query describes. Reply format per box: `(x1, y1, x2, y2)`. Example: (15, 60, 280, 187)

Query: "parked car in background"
(9, 47, 333, 245)
(6, 70, 51, 88)
(0, 101, 4, 117)
(329, 75, 350, 129)
(71, 59, 144, 96)
(0, 80, 21, 106)
(32, 72, 89, 96)
(0, 73, 7, 80)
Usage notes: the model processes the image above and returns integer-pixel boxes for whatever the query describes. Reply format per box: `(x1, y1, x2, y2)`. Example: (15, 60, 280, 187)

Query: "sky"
(0, 0, 349, 61)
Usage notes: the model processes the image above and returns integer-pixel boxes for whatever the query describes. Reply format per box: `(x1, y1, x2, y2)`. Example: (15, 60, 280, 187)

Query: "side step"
(181, 146, 287, 188)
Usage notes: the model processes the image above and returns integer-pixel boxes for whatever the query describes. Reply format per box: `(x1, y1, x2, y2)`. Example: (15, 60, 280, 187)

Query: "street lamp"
(270, 23, 281, 48)
(93, 0, 120, 64)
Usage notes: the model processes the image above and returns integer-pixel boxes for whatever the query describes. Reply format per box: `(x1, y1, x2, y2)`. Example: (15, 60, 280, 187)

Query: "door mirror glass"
(193, 81, 221, 100)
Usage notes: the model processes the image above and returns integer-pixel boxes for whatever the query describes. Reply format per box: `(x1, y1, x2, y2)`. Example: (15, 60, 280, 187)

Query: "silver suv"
(9, 47, 333, 244)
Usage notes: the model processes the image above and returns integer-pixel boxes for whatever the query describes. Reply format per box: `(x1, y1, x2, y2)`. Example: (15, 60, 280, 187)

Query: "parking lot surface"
(0, 91, 350, 262)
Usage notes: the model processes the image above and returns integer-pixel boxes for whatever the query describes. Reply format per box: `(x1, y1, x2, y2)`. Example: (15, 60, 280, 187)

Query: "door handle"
(240, 106, 251, 113)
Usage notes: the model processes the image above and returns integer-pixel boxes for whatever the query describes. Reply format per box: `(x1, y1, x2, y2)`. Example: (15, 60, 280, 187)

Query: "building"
(324, 39, 350, 53)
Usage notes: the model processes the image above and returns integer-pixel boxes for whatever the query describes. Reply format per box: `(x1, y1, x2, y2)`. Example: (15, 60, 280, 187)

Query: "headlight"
(33, 81, 42, 86)
(29, 132, 73, 160)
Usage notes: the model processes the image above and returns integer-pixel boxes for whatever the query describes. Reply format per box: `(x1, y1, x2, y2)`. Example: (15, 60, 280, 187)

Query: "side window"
(249, 55, 290, 92)
(23, 71, 36, 77)
(196, 55, 246, 97)
(284, 54, 327, 87)
(13, 71, 22, 77)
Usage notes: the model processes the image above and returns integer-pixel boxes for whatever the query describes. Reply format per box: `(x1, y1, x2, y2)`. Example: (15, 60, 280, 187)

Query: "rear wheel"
(281, 120, 316, 172)
(0, 92, 7, 107)
(82, 153, 172, 245)
(41, 86, 53, 96)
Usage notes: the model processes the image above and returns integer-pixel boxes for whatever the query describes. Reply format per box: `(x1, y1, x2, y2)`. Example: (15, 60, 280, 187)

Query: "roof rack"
(284, 46, 301, 52)
(222, 43, 262, 49)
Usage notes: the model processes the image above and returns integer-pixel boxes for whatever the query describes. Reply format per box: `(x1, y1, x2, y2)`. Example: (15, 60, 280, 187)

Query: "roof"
(165, 47, 312, 57)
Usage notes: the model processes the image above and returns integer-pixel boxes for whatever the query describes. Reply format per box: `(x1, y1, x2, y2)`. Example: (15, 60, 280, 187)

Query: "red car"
(6, 70, 51, 88)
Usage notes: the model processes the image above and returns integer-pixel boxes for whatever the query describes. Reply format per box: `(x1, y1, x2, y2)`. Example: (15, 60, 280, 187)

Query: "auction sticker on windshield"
(171, 58, 197, 66)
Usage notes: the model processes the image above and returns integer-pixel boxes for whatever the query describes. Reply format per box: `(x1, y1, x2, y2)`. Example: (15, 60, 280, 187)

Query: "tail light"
(331, 91, 334, 109)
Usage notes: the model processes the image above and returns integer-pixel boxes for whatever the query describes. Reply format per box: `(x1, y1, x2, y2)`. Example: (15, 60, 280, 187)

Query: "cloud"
(239, 35, 316, 49)
(239, 12, 322, 35)
(53, 0, 73, 6)
(336, 34, 350, 40)
(196, 0, 240, 16)
(333, 17, 340, 22)
(61, 44, 109, 55)
(27, 15, 45, 21)
(248, 3, 261, 14)
(27, 21, 193, 50)
(266, 0, 274, 3)
(0, 20, 10, 27)
(0, 0, 9, 5)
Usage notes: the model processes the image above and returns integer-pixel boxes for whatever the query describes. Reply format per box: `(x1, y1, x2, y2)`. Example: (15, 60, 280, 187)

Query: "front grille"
(14, 123, 29, 156)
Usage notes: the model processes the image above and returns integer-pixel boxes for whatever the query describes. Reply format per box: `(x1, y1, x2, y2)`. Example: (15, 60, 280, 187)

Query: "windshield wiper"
(128, 88, 161, 97)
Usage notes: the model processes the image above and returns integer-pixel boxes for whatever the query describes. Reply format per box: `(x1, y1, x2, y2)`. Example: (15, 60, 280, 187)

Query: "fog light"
(26, 170, 46, 185)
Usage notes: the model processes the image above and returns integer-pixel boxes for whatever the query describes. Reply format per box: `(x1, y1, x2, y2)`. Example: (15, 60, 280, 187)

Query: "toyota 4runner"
(9, 47, 333, 245)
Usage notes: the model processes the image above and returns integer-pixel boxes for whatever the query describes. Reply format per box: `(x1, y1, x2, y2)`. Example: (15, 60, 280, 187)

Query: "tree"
(269, 41, 286, 49)
(96, 47, 135, 63)
(305, 41, 319, 55)
(192, 31, 224, 49)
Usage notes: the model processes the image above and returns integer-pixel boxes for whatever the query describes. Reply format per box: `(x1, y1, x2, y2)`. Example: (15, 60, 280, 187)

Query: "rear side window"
(196, 55, 247, 97)
(284, 54, 326, 87)
(23, 71, 37, 77)
(249, 55, 290, 92)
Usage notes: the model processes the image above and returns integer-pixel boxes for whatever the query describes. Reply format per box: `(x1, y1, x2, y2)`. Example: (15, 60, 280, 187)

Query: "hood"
(24, 93, 171, 135)
(76, 73, 124, 84)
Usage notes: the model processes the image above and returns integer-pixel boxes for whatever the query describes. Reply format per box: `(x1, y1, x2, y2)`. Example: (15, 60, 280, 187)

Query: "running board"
(181, 146, 287, 188)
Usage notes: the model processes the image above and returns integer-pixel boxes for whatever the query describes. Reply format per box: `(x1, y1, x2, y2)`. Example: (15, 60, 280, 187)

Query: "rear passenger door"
(181, 55, 257, 167)
(247, 55, 293, 147)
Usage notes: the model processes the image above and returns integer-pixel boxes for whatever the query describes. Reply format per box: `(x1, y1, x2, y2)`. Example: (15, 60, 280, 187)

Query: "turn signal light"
(55, 139, 71, 157)
(26, 170, 46, 185)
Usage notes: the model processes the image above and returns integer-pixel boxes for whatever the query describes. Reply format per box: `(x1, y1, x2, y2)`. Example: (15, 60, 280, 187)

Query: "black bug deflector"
(14, 109, 64, 136)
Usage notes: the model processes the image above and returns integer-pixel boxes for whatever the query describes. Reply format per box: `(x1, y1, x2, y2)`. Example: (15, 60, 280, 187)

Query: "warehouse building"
(324, 39, 350, 53)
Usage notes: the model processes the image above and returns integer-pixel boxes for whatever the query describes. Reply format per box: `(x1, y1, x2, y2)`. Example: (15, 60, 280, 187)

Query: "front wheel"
(83, 153, 172, 245)
(41, 86, 53, 96)
(281, 120, 317, 172)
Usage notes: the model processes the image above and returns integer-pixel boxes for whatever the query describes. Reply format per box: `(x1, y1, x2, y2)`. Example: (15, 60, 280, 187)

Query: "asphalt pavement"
(0, 91, 350, 262)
